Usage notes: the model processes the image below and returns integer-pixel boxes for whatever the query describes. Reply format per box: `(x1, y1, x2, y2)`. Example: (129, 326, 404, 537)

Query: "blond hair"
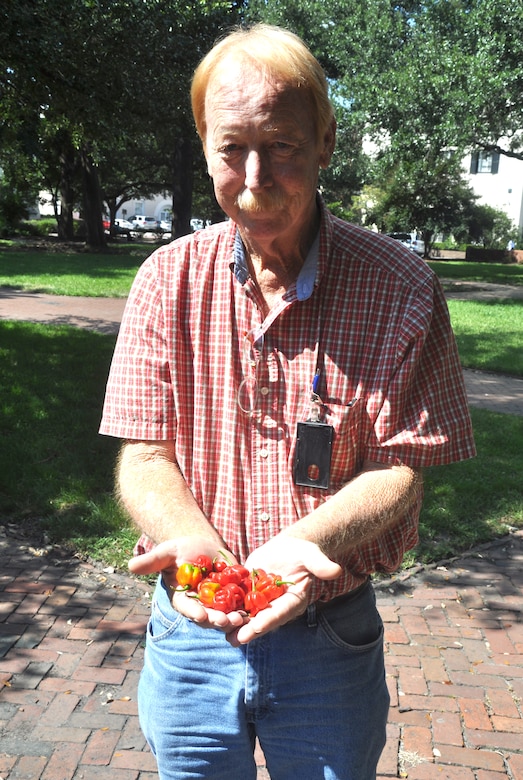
(191, 24, 334, 146)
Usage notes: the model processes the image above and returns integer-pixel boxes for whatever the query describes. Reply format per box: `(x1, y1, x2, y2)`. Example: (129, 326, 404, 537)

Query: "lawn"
(1, 248, 522, 572)
(0, 243, 150, 297)
(447, 299, 523, 376)
(428, 259, 523, 286)
(1, 246, 522, 298)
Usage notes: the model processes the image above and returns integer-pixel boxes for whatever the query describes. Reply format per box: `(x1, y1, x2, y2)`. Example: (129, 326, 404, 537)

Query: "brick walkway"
(2, 530, 522, 779)
(1, 285, 522, 778)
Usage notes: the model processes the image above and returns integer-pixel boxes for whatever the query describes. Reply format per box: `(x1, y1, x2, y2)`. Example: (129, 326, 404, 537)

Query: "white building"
(463, 147, 523, 238)
(116, 192, 173, 226)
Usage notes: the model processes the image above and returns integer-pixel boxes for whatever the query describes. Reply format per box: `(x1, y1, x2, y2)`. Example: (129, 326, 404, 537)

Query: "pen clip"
(312, 369, 321, 396)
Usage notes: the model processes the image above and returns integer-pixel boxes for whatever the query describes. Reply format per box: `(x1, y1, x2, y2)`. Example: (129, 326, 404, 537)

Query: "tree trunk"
(80, 147, 106, 249)
(56, 143, 76, 240)
(172, 137, 193, 238)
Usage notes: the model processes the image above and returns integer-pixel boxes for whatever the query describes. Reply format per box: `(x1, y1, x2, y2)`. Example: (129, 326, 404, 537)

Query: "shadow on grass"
(0, 321, 124, 542)
(449, 299, 523, 377)
(2, 320, 522, 571)
(416, 407, 523, 564)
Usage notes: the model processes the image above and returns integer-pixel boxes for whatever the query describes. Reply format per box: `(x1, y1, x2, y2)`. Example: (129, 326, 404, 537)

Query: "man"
(100, 24, 475, 780)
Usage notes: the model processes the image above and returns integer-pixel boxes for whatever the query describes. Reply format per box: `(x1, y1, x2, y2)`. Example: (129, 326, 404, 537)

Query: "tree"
(0, 0, 244, 247)
(366, 153, 480, 255)
(352, 0, 523, 162)
(246, 0, 523, 243)
(455, 203, 515, 250)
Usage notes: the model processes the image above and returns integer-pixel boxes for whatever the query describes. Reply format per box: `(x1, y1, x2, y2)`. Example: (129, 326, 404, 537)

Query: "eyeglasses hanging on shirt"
(237, 329, 265, 415)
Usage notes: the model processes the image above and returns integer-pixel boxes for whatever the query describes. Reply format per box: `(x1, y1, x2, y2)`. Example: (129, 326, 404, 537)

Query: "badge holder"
(293, 371, 333, 490)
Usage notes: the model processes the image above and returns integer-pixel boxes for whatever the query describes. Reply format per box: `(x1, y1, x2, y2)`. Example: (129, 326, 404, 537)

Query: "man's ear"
(319, 117, 337, 170)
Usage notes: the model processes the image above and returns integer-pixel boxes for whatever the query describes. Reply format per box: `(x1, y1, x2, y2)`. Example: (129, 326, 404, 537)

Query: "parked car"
(386, 232, 425, 256)
(190, 218, 204, 232)
(115, 218, 134, 231)
(160, 220, 172, 233)
(103, 218, 133, 241)
(131, 215, 160, 231)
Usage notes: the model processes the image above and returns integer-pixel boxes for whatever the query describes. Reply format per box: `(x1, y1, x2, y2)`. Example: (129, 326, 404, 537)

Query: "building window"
(470, 150, 500, 174)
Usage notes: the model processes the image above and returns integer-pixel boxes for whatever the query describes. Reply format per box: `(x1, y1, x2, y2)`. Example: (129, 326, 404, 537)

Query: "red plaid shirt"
(100, 202, 475, 602)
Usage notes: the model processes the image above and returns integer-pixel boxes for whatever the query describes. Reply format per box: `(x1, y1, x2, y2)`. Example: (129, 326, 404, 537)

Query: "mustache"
(235, 189, 286, 212)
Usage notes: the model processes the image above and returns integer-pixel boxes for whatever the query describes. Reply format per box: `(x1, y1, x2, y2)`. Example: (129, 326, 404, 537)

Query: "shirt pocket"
(323, 398, 363, 487)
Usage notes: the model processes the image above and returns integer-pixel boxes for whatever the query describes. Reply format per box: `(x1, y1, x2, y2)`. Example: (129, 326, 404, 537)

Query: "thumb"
(128, 540, 178, 575)
(301, 543, 343, 581)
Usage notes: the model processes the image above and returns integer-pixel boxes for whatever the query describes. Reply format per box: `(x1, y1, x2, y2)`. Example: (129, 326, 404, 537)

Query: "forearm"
(117, 439, 225, 548)
(282, 461, 423, 560)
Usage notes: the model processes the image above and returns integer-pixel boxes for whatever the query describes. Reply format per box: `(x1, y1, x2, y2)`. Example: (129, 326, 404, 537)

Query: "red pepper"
(213, 583, 245, 613)
(205, 570, 226, 584)
(176, 562, 203, 590)
(220, 564, 250, 586)
(255, 572, 291, 602)
(193, 555, 213, 577)
(260, 581, 286, 601)
(223, 583, 246, 610)
(244, 590, 270, 616)
(252, 570, 275, 591)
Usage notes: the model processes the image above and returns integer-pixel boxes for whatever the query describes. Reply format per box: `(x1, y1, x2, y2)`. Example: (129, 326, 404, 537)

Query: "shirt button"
(260, 386, 269, 396)
(259, 448, 268, 458)
(259, 511, 271, 522)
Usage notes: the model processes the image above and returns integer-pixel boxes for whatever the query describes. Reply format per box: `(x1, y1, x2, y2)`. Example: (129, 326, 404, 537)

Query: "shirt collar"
(231, 224, 320, 302)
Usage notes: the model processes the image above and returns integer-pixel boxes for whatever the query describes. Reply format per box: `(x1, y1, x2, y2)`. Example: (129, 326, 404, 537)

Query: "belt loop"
(306, 602, 317, 628)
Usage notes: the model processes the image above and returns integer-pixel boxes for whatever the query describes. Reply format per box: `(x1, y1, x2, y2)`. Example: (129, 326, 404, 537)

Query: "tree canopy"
(1, 0, 522, 246)
(0, 0, 243, 245)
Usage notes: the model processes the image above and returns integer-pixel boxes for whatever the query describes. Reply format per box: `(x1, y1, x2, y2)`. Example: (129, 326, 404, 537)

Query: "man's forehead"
(206, 69, 310, 125)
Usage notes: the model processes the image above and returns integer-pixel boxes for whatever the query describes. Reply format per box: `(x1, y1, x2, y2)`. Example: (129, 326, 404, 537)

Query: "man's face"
(204, 63, 334, 250)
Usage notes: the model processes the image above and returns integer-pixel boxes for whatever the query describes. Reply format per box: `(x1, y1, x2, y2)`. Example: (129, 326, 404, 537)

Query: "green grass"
(404, 408, 523, 567)
(447, 299, 523, 376)
(0, 245, 150, 297)
(428, 260, 523, 286)
(1, 248, 522, 298)
(1, 319, 522, 573)
(0, 321, 136, 567)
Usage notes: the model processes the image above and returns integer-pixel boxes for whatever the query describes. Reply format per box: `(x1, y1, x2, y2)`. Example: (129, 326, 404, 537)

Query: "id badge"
(293, 421, 334, 489)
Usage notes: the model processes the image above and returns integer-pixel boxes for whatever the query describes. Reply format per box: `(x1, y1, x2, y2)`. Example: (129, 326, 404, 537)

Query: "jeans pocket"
(317, 582, 384, 651)
(147, 589, 185, 643)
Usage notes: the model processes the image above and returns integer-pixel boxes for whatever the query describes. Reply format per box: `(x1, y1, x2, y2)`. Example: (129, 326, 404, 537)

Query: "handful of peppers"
(174, 553, 291, 615)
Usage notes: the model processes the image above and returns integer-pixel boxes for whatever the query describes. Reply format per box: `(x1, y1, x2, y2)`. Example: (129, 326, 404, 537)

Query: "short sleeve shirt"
(100, 202, 476, 602)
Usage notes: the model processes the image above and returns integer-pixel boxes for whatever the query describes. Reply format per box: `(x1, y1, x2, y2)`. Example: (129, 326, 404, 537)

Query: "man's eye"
(271, 142, 295, 155)
(220, 144, 241, 155)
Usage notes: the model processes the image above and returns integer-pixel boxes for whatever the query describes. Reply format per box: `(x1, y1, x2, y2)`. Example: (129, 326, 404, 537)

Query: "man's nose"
(244, 149, 271, 190)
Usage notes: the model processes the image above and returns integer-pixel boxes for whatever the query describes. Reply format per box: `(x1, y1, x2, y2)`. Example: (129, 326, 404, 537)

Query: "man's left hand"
(226, 537, 341, 646)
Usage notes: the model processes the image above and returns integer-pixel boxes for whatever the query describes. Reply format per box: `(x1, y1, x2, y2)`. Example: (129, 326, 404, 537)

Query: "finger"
(229, 591, 305, 646)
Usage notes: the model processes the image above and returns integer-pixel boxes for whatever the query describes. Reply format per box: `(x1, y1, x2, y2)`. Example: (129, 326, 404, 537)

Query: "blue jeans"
(138, 577, 389, 779)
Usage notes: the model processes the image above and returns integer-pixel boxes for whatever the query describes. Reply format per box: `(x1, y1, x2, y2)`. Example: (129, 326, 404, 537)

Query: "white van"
(131, 215, 159, 231)
(386, 232, 425, 256)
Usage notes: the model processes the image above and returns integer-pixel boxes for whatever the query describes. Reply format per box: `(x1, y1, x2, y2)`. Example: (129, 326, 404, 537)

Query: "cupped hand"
(127, 537, 248, 632)
(227, 536, 342, 646)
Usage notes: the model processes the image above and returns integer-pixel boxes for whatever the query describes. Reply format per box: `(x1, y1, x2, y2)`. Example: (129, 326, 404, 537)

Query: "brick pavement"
(1, 529, 522, 779)
(375, 531, 523, 779)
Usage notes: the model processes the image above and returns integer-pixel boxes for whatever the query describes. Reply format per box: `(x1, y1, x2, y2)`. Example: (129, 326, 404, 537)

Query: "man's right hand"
(128, 538, 249, 632)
